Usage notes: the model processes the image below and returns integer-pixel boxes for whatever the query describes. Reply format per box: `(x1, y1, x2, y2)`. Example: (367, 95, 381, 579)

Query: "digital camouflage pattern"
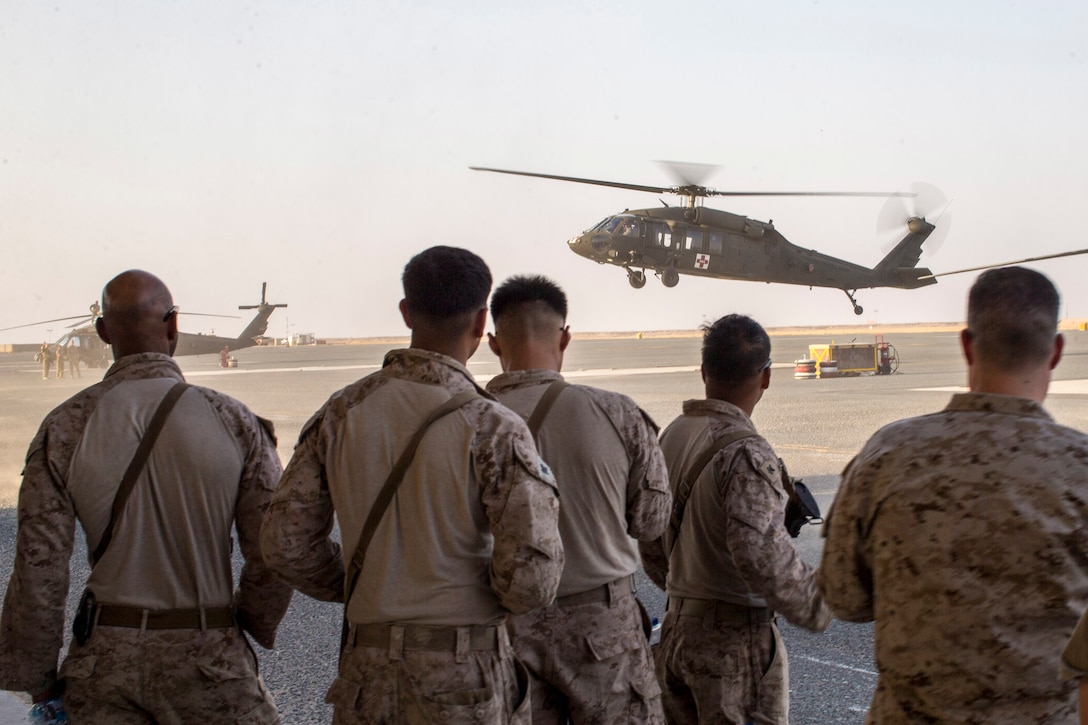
(506, 594, 662, 725)
(655, 610, 788, 725)
(0, 353, 291, 702)
(820, 392, 1088, 724)
(327, 636, 529, 725)
(642, 399, 830, 724)
(60, 626, 279, 724)
(487, 369, 668, 723)
(261, 348, 563, 721)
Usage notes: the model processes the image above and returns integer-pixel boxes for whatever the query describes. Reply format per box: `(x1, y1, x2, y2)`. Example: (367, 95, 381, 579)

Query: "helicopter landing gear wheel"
(627, 269, 646, 289)
(661, 267, 679, 288)
(843, 289, 863, 316)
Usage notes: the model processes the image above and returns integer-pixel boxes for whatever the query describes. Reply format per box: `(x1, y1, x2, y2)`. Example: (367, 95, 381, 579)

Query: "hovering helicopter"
(0, 283, 287, 368)
(471, 164, 1088, 315)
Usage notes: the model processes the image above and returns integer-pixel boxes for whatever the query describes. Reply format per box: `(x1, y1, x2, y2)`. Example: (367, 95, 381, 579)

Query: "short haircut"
(702, 314, 771, 387)
(402, 246, 492, 318)
(967, 266, 1059, 370)
(490, 275, 568, 323)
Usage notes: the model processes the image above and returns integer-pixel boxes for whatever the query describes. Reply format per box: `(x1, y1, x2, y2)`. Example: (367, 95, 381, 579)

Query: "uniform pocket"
(324, 676, 362, 710)
(236, 698, 280, 725)
(198, 661, 252, 683)
(586, 629, 641, 662)
(59, 654, 97, 680)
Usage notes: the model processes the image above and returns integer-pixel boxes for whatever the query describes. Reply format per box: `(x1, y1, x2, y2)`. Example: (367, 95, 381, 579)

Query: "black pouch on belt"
(73, 589, 97, 646)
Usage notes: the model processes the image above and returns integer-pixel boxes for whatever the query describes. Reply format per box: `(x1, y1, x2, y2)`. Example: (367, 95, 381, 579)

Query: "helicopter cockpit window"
(617, 217, 640, 237)
(685, 230, 703, 251)
(594, 217, 623, 234)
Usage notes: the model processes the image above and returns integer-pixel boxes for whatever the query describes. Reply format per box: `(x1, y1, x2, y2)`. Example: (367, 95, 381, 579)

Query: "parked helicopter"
(471, 165, 946, 315)
(0, 283, 287, 368)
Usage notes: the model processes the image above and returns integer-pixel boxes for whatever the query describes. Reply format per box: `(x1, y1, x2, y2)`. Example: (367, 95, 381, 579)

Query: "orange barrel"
(794, 358, 817, 379)
(818, 359, 839, 378)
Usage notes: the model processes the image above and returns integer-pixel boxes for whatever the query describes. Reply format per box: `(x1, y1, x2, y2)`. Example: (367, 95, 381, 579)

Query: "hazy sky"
(2, 1, 1086, 341)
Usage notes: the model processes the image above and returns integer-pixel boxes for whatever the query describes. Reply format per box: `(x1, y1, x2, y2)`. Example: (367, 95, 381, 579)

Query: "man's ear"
(700, 364, 706, 384)
(760, 365, 771, 390)
(487, 332, 501, 358)
(471, 307, 488, 339)
(95, 316, 111, 345)
(1050, 333, 1064, 371)
(960, 328, 974, 366)
(398, 299, 413, 329)
(559, 325, 572, 353)
(166, 310, 178, 342)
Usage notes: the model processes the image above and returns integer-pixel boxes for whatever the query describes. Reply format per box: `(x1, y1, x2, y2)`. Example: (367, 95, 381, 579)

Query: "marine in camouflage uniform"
(261, 247, 564, 725)
(820, 267, 1088, 724)
(0, 270, 292, 723)
(640, 314, 830, 725)
(485, 275, 670, 724)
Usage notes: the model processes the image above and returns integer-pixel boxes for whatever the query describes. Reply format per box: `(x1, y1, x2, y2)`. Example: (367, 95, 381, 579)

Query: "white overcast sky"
(2, 0, 1086, 341)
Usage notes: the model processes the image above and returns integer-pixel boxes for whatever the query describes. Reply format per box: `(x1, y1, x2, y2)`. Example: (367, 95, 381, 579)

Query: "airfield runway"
(3, 329, 1088, 723)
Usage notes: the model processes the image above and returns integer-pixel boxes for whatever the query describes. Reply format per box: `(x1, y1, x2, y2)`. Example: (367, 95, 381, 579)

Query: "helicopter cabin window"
(652, 223, 673, 248)
(685, 230, 703, 252)
(708, 232, 723, 254)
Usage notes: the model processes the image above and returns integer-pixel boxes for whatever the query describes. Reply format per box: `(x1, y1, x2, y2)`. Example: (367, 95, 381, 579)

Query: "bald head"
(95, 270, 178, 359)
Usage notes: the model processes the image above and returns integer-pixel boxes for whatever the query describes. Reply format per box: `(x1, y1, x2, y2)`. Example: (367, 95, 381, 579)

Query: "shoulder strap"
(526, 379, 569, 442)
(665, 428, 758, 556)
(92, 382, 191, 566)
(344, 389, 481, 606)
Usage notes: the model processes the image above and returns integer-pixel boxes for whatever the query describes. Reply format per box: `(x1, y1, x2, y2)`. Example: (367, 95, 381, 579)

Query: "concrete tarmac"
(3, 329, 1088, 723)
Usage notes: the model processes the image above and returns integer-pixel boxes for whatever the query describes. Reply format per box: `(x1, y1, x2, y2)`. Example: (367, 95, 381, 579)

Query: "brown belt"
(668, 597, 773, 625)
(97, 605, 236, 630)
(350, 623, 504, 653)
(555, 575, 634, 608)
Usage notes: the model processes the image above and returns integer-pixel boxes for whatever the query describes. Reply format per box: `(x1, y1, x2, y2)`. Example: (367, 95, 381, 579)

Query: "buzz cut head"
(967, 266, 1059, 370)
(402, 246, 492, 319)
(489, 275, 568, 326)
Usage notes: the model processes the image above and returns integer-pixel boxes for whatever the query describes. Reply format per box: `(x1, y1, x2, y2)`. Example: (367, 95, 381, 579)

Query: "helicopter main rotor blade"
(471, 167, 672, 195)
(472, 166, 915, 200)
(703, 190, 915, 197)
(0, 315, 98, 333)
(919, 249, 1088, 280)
(180, 312, 242, 319)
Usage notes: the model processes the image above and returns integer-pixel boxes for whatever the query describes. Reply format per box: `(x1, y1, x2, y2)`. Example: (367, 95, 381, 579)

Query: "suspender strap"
(665, 428, 757, 556)
(526, 379, 569, 441)
(92, 382, 191, 566)
(344, 389, 481, 609)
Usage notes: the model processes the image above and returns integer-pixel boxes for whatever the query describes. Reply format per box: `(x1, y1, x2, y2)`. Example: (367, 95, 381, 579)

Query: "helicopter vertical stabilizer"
(873, 219, 938, 288)
(236, 283, 288, 343)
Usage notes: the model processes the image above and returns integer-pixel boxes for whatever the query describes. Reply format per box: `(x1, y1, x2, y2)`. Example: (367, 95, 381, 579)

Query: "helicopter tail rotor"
(878, 183, 952, 256)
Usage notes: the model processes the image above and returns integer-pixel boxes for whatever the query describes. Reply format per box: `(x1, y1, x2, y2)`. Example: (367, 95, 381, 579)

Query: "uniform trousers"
(507, 590, 663, 724)
(60, 625, 279, 724)
(327, 623, 530, 724)
(655, 608, 787, 725)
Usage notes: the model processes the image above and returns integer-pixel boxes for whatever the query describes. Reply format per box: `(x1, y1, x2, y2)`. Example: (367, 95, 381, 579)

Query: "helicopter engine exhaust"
(691, 207, 770, 238)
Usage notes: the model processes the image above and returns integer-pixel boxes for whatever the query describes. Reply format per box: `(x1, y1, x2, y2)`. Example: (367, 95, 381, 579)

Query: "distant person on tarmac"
(38, 342, 51, 380)
(821, 266, 1088, 723)
(0, 269, 292, 724)
(486, 274, 670, 724)
(67, 339, 80, 378)
(640, 314, 831, 724)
